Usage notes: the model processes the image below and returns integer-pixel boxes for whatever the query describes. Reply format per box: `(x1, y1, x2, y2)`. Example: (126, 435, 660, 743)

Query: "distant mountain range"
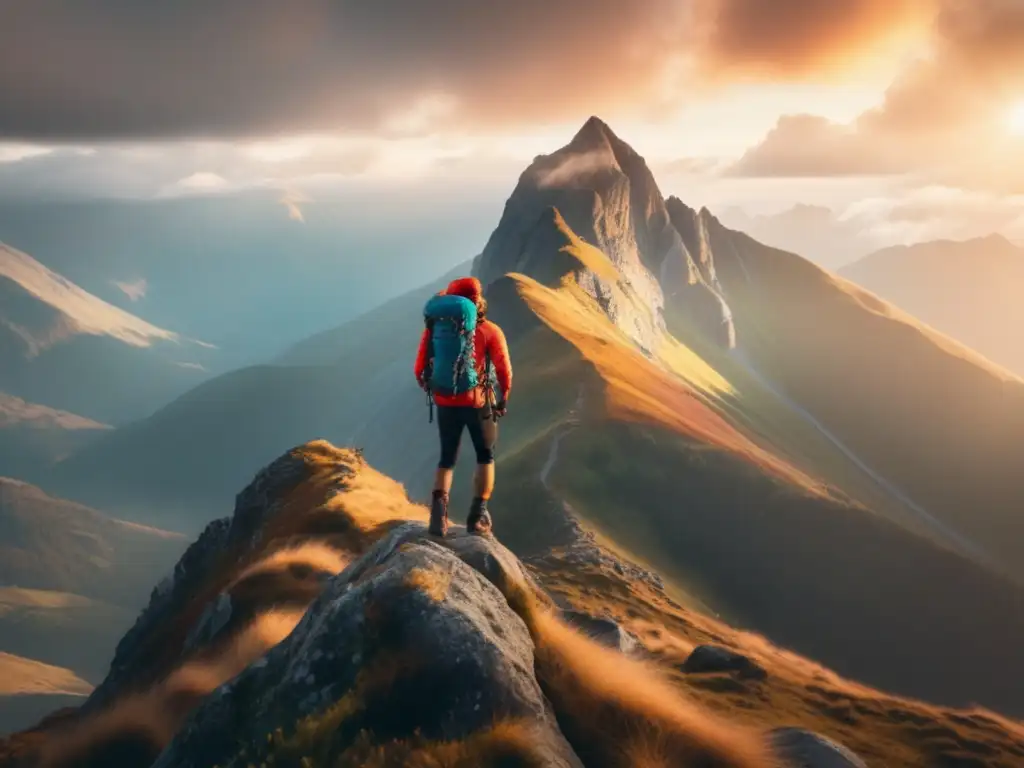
(38, 117, 1024, 719)
(0, 478, 184, 734)
(716, 204, 875, 270)
(0, 243, 212, 424)
(0, 393, 109, 480)
(0, 193, 495, 369)
(841, 234, 1024, 378)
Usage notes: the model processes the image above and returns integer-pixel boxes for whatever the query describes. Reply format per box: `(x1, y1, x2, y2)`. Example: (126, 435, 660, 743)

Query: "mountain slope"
(0, 587, 134, 684)
(7, 443, 1024, 767)
(0, 392, 109, 480)
(0, 243, 213, 423)
(680, 215, 1024, 579)
(840, 234, 1024, 377)
(0, 478, 186, 608)
(41, 118, 1024, 716)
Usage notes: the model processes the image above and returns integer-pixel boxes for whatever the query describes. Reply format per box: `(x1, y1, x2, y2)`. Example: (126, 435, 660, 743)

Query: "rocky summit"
(6, 440, 879, 768)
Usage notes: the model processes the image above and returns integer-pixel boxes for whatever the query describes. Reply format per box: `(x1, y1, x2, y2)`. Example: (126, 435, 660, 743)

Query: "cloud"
(697, 0, 929, 77)
(0, 1, 681, 140)
(534, 150, 614, 189)
(0, 144, 54, 163)
(729, 1, 1024, 192)
(0, 0, 949, 141)
(172, 172, 229, 191)
(839, 185, 1024, 243)
(655, 156, 729, 176)
(730, 114, 909, 177)
(0, 139, 381, 201)
(279, 188, 310, 222)
(114, 277, 148, 302)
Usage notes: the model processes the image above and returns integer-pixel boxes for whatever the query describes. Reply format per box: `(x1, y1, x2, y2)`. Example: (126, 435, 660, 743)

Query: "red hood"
(445, 276, 482, 302)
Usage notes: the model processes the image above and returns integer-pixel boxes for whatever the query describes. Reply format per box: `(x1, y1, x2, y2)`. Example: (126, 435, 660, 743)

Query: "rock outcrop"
(473, 117, 736, 353)
(30, 441, 775, 768)
(562, 610, 639, 656)
(153, 524, 582, 767)
(681, 645, 768, 681)
(770, 727, 868, 768)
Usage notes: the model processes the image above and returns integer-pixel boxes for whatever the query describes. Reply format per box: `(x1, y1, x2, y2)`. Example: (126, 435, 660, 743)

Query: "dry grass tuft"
(403, 564, 453, 603)
(338, 718, 552, 768)
(229, 542, 350, 587)
(503, 585, 771, 768)
(36, 607, 305, 768)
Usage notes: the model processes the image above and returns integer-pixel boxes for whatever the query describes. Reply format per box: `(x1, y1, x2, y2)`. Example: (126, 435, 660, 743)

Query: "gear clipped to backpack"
(423, 293, 479, 398)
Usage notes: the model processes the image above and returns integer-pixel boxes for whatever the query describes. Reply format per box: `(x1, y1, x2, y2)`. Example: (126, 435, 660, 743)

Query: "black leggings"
(436, 406, 497, 468)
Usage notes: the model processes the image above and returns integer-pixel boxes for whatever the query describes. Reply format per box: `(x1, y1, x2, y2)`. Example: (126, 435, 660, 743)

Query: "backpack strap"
(424, 315, 435, 422)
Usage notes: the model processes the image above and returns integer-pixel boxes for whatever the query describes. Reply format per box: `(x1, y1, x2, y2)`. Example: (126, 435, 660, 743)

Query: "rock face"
(473, 117, 736, 353)
(83, 444, 359, 712)
(770, 727, 868, 768)
(681, 645, 768, 681)
(664, 197, 737, 348)
(562, 610, 639, 656)
(153, 524, 582, 767)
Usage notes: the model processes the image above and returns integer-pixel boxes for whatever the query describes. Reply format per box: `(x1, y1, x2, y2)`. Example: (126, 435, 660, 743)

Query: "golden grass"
(513, 273, 826, 497)
(36, 607, 306, 768)
(403, 564, 453, 603)
(552, 208, 622, 283)
(532, 559, 1024, 768)
(228, 542, 351, 591)
(527, 608, 772, 768)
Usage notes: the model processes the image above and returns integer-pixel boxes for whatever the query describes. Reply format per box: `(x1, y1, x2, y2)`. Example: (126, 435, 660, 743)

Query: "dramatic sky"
(2, 0, 1023, 254)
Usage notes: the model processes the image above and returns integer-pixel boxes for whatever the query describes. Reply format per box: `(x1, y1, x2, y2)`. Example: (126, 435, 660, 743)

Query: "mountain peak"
(568, 115, 618, 152)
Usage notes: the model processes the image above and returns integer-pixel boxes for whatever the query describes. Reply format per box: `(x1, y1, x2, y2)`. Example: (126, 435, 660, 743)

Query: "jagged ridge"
(473, 117, 735, 354)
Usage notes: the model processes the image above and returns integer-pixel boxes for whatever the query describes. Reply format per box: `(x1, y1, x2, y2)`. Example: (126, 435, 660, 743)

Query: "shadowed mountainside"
(0, 480, 186, 707)
(0, 392, 109, 481)
(0, 478, 185, 607)
(4, 443, 1023, 767)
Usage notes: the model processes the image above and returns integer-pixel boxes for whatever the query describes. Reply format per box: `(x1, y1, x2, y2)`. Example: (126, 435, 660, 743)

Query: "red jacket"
(415, 318, 512, 408)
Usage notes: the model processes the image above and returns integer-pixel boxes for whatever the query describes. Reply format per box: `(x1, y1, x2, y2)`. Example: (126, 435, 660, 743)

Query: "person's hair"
(476, 297, 488, 319)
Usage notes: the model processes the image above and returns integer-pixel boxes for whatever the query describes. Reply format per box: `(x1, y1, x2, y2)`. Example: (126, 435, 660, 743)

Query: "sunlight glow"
(1006, 102, 1024, 136)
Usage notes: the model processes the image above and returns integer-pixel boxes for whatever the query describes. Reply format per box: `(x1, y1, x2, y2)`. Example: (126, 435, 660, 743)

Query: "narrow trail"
(538, 385, 585, 490)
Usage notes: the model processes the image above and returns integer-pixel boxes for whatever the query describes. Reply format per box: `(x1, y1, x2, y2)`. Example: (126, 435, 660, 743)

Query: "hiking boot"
(467, 497, 493, 535)
(429, 491, 449, 537)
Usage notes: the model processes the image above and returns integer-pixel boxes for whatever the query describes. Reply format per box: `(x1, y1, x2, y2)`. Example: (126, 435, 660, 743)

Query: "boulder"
(152, 525, 582, 767)
(770, 727, 868, 768)
(681, 645, 768, 681)
(562, 610, 639, 655)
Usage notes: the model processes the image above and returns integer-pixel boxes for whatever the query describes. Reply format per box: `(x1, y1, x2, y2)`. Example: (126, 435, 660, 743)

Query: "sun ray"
(1005, 102, 1024, 136)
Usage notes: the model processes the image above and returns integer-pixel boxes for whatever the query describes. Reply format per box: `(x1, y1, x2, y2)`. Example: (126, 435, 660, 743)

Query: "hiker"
(415, 276, 512, 537)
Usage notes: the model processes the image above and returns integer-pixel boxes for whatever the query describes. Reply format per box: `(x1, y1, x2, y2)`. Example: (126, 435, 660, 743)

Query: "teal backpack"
(423, 294, 479, 397)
